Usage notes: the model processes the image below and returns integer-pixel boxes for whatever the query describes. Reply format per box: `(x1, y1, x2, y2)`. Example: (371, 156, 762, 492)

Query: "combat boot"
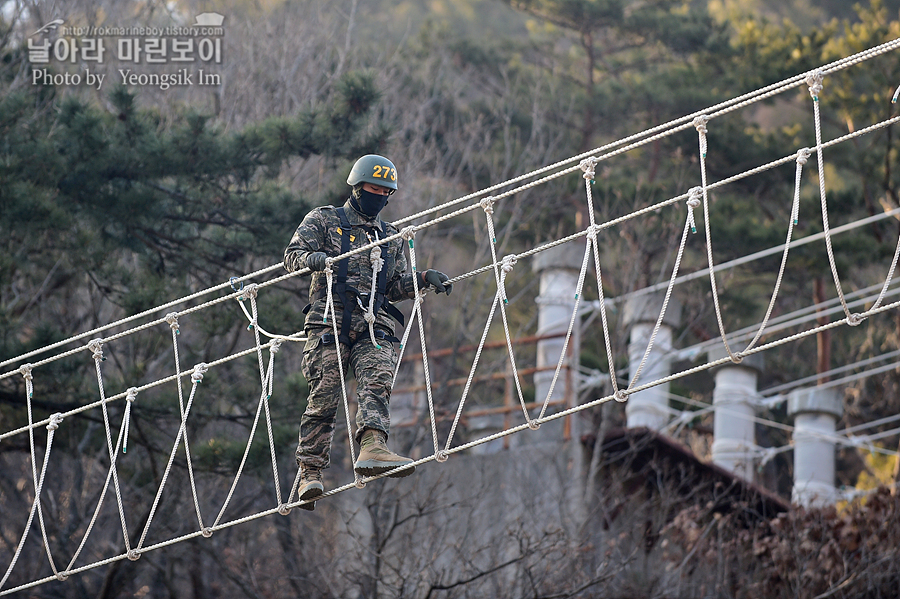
(297, 466, 324, 511)
(354, 429, 415, 478)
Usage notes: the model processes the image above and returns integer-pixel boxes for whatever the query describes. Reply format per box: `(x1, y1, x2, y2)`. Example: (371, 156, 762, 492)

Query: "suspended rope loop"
(807, 70, 864, 326)
(482, 200, 530, 427)
(136, 360, 208, 554)
(580, 165, 621, 399)
(686, 187, 702, 234)
(211, 334, 284, 528)
(443, 291, 503, 453)
(537, 236, 591, 421)
(740, 149, 810, 355)
(164, 312, 180, 335)
(693, 114, 742, 363)
(629, 186, 705, 388)
(123, 388, 138, 454)
(88, 338, 135, 552)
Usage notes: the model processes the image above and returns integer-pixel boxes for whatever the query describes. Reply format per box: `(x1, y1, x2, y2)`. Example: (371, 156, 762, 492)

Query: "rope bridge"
(3, 37, 900, 595)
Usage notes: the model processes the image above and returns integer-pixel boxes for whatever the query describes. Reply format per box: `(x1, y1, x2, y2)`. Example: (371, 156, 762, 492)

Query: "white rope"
(402, 227, 443, 460)
(6, 39, 900, 596)
(365, 237, 385, 349)
(480, 198, 534, 430)
(740, 149, 808, 354)
(134, 362, 208, 558)
(165, 315, 207, 535)
(808, 71, 864, 327)
(87, 340, 134, 557)
(0, 372, 64, 590)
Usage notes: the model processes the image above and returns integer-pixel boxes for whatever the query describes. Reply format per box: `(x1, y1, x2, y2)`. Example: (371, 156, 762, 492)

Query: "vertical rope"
(480, 199, 534, 429)
(164, 314, 207, 531)
(0, 365, 65, 589)
(245, 287, 284, 509)
(323, 264, 365, 487)
(87, 340, 133, 555)
(807, 71, 864, 327)
(401, 227, 444, 459)
(694, 116, 743, 362)
(741, 149, 809, 353)
(579, 159, 625, 401)
(135, 362, 208, 554)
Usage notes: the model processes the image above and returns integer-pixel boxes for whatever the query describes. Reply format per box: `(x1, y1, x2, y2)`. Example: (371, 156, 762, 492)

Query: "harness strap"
(327, 208, 405, 346)
(335, 208, 354, 345)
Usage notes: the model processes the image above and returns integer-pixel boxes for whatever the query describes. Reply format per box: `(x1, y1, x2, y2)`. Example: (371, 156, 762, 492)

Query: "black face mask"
(351, 188, 389, 218)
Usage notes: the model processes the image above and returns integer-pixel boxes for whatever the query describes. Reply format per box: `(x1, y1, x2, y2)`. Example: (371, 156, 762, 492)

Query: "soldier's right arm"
(283, 209, 328, 273)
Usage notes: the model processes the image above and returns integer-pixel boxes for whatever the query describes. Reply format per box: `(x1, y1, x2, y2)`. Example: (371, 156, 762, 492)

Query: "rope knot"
(528, 420, 541, 431)
(278, 504, 291, 516)
(201, 527, 213, 538)
(269, 339, 283, 355)
(19, 363, 33, 381)
(692, 115, 710, 134)
(796, 148, 811, 165)
(847, 313, 865, 327)
(806, 70, 824, 99)
(479, 196, 496, 215)
(400, 226, 416, 241)
(436, 450, 449, 463)
(164, 313, 180, 335)
(370, 246, 384, 271)
(47, 413, 64, 431)
(364, 311, 376, 325)
(238, 283, 259, 301)
(87, 339, 105, 362)
(614, 389, 628, 403)
(501, 254, 518, 273)
(730, 351, 744, 364)
(191, 363, 209, 384)
(579, 157, 598, 180)
(126, 387, 138, 403)
(55, 572, 69, 582)
(686, 187, 702, 209)
(127, 550, 141, 561)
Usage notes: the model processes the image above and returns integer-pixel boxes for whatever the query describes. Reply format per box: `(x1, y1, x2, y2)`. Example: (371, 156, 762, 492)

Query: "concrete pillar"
(788, 387, 843, 507)
(532, 242, 582, 440)
(624, 292, 681, 430)
(709, 347, 763, 480)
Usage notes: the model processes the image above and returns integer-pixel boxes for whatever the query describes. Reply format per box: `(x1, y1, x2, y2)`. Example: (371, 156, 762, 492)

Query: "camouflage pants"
(296, 324, 397, 470)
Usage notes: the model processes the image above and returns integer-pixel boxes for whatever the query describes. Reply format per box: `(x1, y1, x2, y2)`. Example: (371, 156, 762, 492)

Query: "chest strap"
(327, 208, 404, 345)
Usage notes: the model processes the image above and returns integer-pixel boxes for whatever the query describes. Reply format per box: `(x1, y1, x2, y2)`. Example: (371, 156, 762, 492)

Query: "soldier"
(284, 154, 452, 510)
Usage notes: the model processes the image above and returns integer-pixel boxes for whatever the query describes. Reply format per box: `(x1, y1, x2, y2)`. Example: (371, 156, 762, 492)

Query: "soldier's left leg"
(350, 336, 415, 477)
(350, 336, 396, 440)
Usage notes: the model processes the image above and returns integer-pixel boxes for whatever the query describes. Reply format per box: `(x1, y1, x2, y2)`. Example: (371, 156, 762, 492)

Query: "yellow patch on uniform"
(336, 227, 355, 242)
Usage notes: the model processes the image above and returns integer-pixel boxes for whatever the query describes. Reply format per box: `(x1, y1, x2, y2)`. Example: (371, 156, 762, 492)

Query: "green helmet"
(347, 154, 398, 191)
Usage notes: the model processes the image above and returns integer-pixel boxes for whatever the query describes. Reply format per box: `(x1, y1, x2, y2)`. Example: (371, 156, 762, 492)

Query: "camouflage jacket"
(283, 200, 417, 333)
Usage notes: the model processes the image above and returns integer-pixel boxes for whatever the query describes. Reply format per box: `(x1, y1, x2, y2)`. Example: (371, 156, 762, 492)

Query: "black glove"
(306, 252, 327, 272)
(421, 269, 452, 295)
